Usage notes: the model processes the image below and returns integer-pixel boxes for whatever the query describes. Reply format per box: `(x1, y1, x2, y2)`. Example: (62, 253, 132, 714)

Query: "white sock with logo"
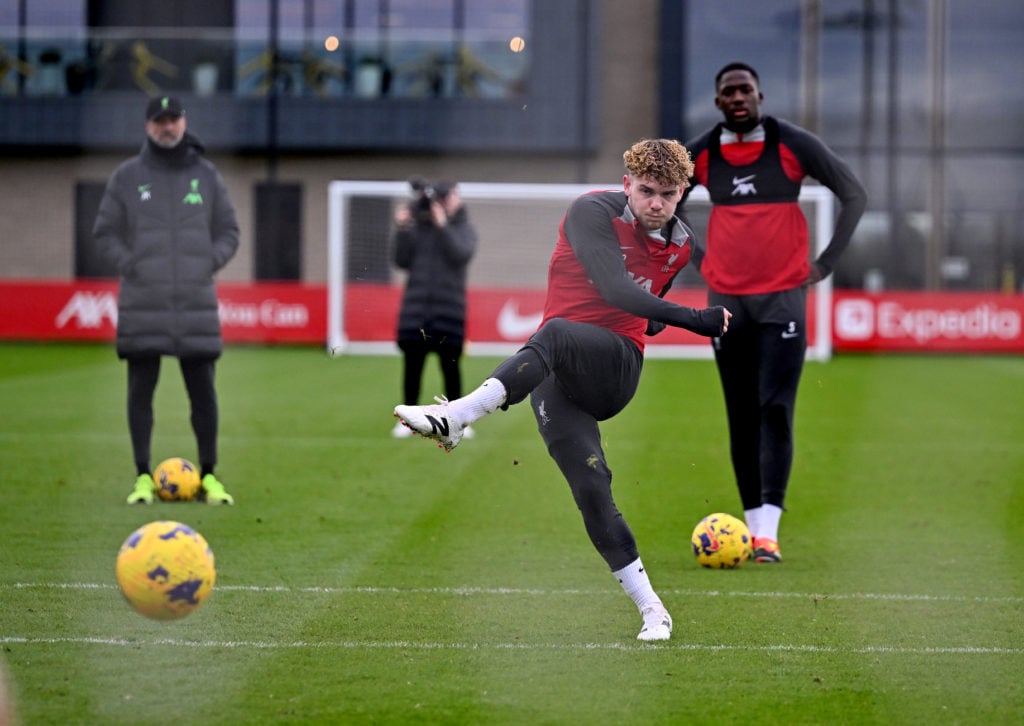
(448, 378, 507, 426)
(613, 558, 661, 612)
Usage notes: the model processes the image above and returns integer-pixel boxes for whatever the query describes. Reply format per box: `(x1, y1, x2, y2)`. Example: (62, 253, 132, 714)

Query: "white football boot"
(391, 420, 414, 438)
(393, 396, 464, 452)
(637, 603, 673, 642)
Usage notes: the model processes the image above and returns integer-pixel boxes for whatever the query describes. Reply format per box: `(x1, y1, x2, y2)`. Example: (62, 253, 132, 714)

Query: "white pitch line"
(0, 635, 1020, 656)
(4, 582, 1022, 604)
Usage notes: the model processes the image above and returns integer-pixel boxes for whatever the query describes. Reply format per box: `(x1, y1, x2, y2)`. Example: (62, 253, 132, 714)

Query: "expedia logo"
(835, 298, 1021, 342)
(834, 299, 874, 340)
(56, 291, 118, 328)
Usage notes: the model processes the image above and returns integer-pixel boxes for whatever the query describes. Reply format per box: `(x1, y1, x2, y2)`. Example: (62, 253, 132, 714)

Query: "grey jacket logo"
(183, 179, 204, 205)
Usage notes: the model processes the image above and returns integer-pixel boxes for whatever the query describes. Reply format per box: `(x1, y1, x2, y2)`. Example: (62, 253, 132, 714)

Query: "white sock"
(758, 504, 783, 542)
(613, 558, 662, 612)
(744, 506, 762, 538)
(448, 378, 507, 426)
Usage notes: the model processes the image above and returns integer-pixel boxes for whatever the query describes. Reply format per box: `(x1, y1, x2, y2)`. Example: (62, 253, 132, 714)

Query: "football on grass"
(115, 520, 216, 620)
(154, 457, 201, 501)
(691, 512, 753, 569)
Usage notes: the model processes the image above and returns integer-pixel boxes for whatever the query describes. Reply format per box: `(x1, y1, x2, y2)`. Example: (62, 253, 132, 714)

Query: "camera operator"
(390, 178, 479, 439)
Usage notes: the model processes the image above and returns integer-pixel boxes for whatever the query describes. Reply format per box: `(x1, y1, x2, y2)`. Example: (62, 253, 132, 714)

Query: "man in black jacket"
(94, 96, 240, 505)
(390, 179, 478, 439)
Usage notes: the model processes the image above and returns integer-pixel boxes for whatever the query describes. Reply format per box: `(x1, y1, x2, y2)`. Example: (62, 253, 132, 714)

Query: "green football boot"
(126, 473, 155, 505)
(201, 474, 235, 506)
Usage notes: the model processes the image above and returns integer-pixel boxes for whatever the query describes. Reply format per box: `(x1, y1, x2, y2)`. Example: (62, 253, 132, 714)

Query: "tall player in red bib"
(681, 62, 867, 563)
(395, 139, 731, 641)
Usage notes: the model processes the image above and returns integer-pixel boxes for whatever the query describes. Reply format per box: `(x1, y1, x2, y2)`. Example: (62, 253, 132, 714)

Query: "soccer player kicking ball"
(394, 139, 731, 641)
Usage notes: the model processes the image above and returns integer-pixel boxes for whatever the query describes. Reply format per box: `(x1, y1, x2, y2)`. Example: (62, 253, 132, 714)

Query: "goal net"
(327, 181, 835, 360)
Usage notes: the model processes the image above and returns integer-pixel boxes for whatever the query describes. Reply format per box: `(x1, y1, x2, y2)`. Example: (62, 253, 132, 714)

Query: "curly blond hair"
(622, 138, 693, 187)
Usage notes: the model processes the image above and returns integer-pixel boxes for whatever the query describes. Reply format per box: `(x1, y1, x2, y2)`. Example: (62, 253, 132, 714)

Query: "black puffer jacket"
(93, 133, 239, 359)
(392, 206, 477, 346)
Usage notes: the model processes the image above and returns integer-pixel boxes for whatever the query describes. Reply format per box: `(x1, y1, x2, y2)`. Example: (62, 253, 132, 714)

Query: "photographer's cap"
(146, 95, 185, 121)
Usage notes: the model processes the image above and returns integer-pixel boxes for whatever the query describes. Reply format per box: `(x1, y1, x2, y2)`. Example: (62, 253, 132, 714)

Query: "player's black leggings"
(709, 288, 806, 511)
(491, 318, 644, 571)
(397, 338, 463, 405)
(127, 355, 218, 476)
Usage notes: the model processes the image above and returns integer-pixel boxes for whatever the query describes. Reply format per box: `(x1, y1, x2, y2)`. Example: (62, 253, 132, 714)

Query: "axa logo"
(731, 174, 757, 196)
(56, 291, 118, 329)
(625, 271, 655, 292)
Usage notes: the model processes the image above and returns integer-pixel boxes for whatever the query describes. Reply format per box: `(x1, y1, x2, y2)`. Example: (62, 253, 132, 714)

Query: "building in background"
(663, 0, 1024, 292)
(0, 0, 1021, 294)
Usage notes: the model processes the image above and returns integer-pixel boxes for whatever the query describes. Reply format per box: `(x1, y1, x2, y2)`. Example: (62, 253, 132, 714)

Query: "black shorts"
(708, 287, 807, 330)
(523, 317, 643, 422)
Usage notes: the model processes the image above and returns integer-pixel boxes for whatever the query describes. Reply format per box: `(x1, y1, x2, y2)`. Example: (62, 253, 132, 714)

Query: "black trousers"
(397, 338, 463, 405)
(127, 355, 218, 475)
(491, 318, 644, 571)
(709, 288, 807, 511)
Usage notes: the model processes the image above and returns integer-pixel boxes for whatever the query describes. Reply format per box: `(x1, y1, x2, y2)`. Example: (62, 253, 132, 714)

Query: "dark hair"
(715, 62, 760, 89)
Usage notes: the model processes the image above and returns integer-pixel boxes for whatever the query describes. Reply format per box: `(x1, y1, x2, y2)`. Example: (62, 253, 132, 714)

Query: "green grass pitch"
(0, 342, 1021, 724)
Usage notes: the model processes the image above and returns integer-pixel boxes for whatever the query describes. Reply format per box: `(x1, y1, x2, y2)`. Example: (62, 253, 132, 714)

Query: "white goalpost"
(327, 180, 835, 360)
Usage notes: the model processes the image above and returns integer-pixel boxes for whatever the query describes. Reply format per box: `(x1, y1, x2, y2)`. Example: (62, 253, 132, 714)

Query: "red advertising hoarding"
(2, 281, 1022, 354)
(340, 284, 743, 348)
(0, 280, 328, 344)
(832, 291, 1024, 353)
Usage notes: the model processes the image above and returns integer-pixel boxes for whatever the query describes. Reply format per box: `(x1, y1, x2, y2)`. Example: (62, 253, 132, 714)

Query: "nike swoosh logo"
(497, 299, 544, 340)
(732, 174, 756, 185)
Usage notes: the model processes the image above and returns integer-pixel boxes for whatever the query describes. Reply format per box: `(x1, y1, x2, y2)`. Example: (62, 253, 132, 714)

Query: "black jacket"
(392, 205, 477, 346)
(93, 133, 240, 358)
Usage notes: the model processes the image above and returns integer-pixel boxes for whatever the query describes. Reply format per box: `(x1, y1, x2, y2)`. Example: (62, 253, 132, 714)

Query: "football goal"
(327, 180, 835, 360)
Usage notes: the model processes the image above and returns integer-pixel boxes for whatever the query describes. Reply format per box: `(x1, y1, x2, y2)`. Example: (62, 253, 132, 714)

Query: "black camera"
(409, 177, 452, 223)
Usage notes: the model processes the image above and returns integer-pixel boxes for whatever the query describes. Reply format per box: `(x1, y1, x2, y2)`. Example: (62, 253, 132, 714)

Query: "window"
(235, 0, 528, 99)
(663, 0, 1024, 290)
